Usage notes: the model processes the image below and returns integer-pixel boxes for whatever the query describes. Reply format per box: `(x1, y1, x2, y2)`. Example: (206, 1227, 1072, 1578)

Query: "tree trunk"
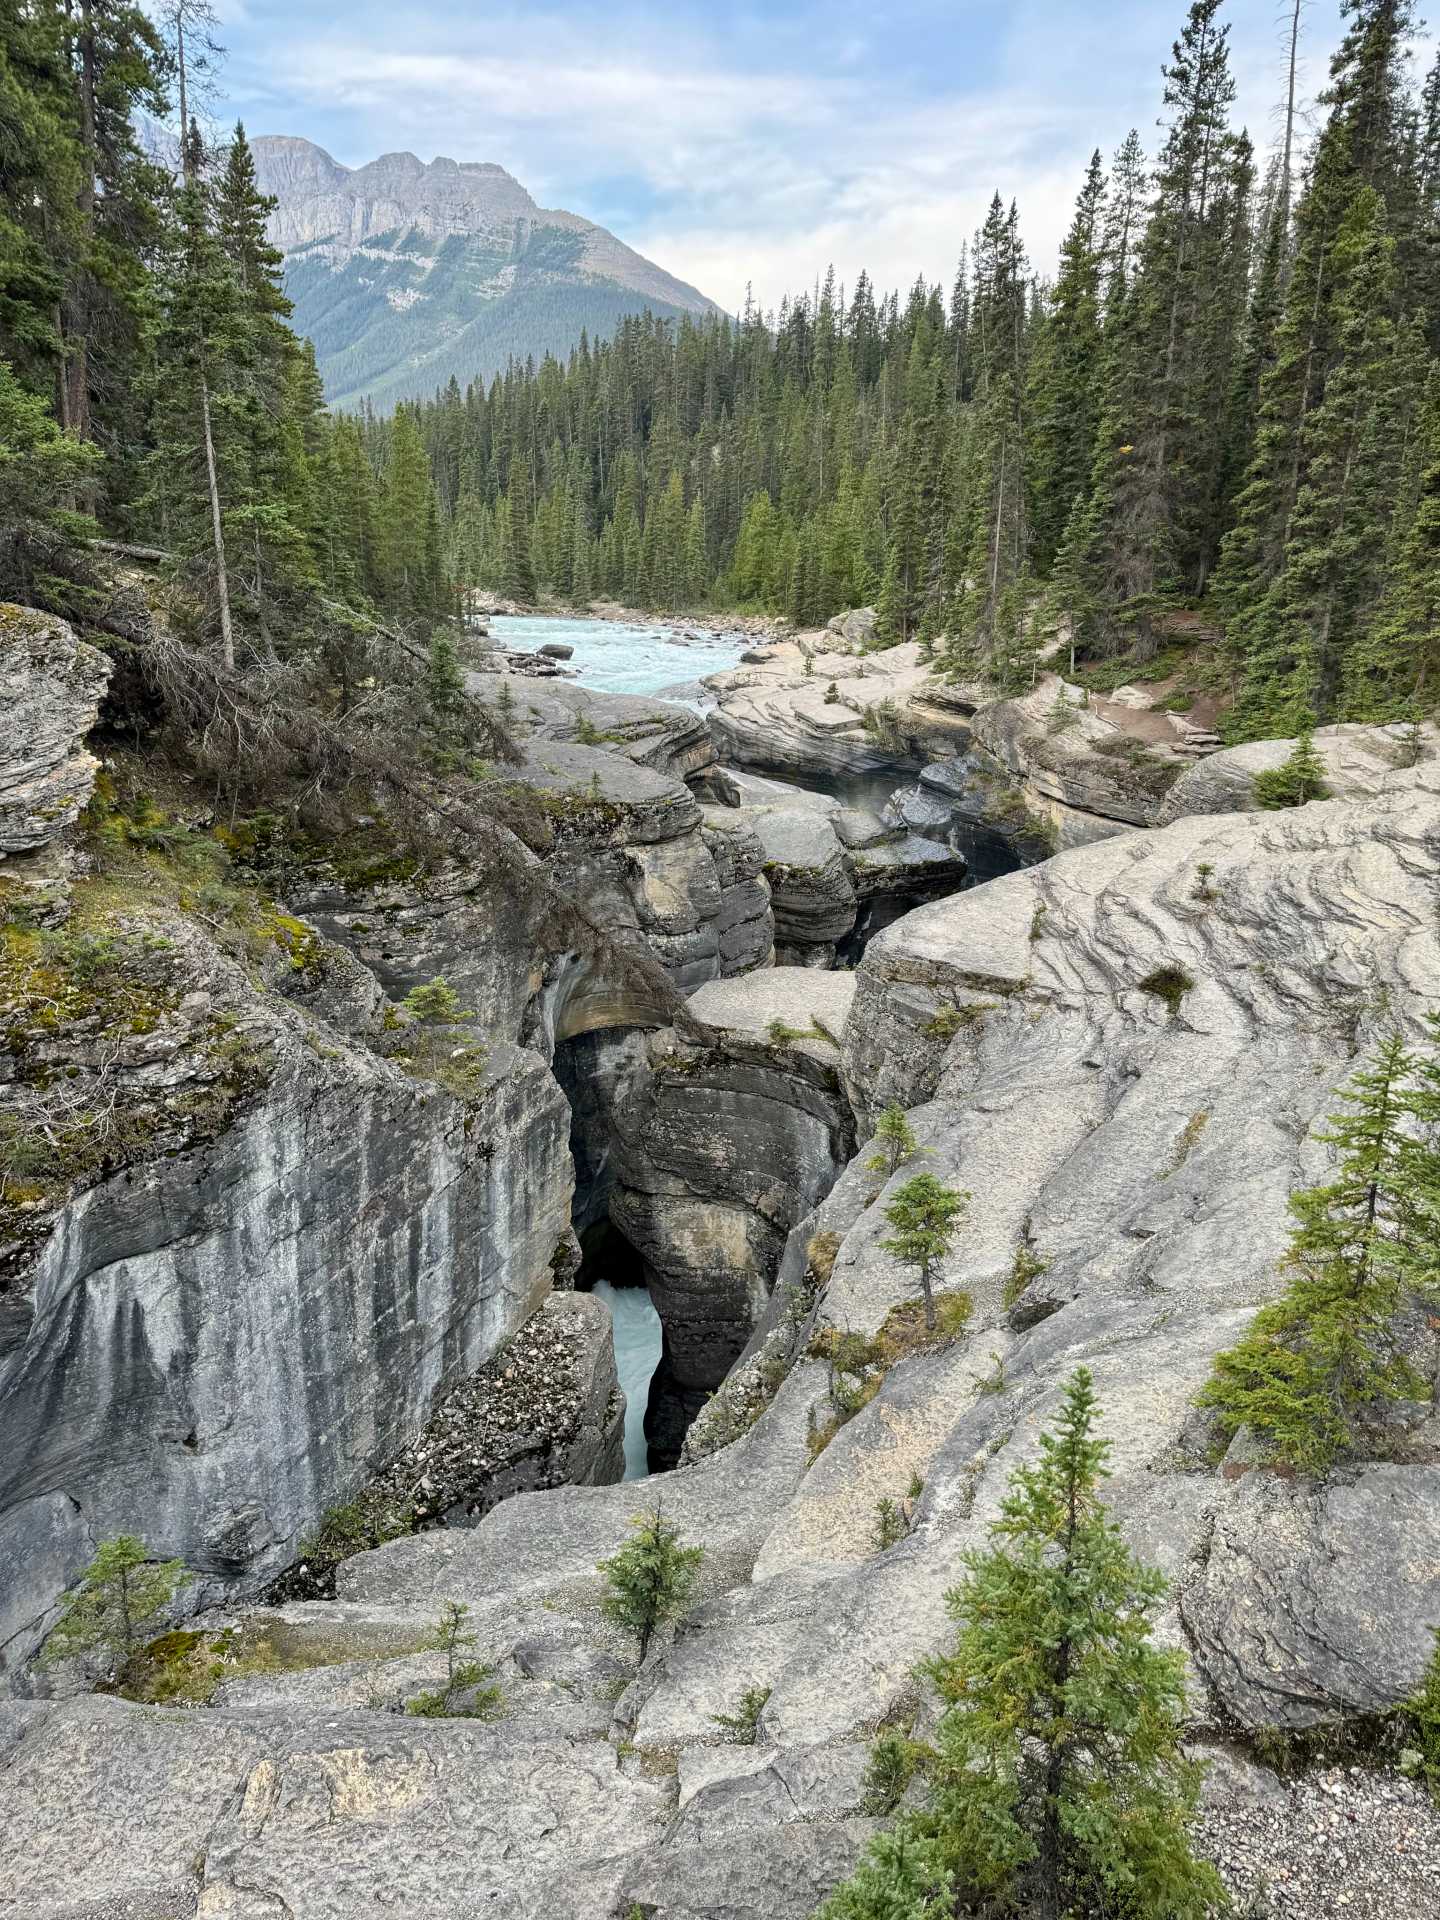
(177, 16, 190, 176)
(921, 1262, 936, 1331)
(1280, 0, 1303, 224)
(65, 0, 97, 446)
(199, 368, 235, 670)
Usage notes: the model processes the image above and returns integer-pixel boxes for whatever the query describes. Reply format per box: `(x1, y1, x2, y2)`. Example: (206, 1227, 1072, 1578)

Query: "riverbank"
(470, 592, 786, 642)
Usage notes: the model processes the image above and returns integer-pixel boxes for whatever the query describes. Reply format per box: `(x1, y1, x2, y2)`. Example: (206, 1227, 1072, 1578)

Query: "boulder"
(830, 806, 892, 850)
(1181, 1467, 1440, 1727)
(706, 640, 972, 781)
(1156, 719, 1440, 824)
(0, 605, 111, 914)
(538, 640, 575, 659)
(747, 807, 857, 954)
(825, 606, 879, 649)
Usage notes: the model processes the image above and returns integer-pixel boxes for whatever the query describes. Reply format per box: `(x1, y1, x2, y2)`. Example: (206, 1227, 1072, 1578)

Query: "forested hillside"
(0, 0, 454, 704)
(383, 0, 1440, 740)
(6, 0, 1440, 748)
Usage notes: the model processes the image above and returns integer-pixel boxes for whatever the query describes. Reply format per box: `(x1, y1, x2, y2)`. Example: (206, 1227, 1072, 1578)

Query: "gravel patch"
(1197, 1754, 1440, 1917)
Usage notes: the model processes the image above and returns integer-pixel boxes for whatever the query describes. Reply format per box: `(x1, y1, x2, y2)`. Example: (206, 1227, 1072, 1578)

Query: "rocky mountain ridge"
(252, 136, 720, 410)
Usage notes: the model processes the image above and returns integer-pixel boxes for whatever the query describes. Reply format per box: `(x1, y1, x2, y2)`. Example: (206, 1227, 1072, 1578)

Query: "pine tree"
(1199, 1030, 1440, 1470)
(1343, 363, 1440, 717)
(1230, 189, 1416, 734)
(820, 1371, 1221, 1920)
(867, 1104, 919, 1179)
(927, 1369, 1221, 1919)
(1217, 0, 1420, 722)
(381, 408, 439, 615)
(1028, 152, 1107, 571)
(145, 119, 247, 667)
(880, 1174, 968, 1330)
(943, 198, 1031, 662)
(500, 453, 537, 603)
(598, 1504, 703, 1661)
(0, 360, 103, 601)
(405, 1601, 501, 1719)
(41, 1536, 187, 1676)
(1252, 726, 1331, 807)
(1075, 0, 1244, 654)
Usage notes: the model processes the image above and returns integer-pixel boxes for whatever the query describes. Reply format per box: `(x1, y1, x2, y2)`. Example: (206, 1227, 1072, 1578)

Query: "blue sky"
(204, 0, 1359, 310)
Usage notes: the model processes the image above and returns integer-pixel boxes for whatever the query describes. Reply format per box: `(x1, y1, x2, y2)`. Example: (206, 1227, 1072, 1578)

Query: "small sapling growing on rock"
(710, 1683, 771, 1744)
(41, 1536, 188, 1681)
(598, 1502, 703, 1662)
(881, 1174, 969, 1331)
(867, 1102, 919, 1180)
(405, 1600, 502, 1719)
(1253, 726, 1330, 809)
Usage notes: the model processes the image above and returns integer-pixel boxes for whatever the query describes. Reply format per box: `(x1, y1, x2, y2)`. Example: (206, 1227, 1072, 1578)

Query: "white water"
(490, 613, 748, 700)
(590, 1279, 664, 1479)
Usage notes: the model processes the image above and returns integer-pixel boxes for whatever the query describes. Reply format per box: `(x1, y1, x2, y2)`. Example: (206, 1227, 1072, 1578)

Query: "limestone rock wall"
(0, 909, 575, 1678)
(610, 971, 857, 1399)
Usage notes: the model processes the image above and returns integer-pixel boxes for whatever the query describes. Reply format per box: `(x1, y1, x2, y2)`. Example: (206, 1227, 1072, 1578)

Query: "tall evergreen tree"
(820, 1371, 1222, 1920)
(1028, 153, 1107, 571)
(1230, 189, 1418, 734)
(1200, 1028, 1440, 1469)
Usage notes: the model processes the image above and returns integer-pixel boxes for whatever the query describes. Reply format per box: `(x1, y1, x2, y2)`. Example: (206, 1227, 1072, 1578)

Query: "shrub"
(861, 697, 908, 753)
(923, 1000, 995, 1041)
(1004, 1244, 1049, 1309)
(806, 1229, 841, 1284)
(861, 1728, 926, 1815)
(711, 1683, 771, 1744)
(1410, 1627, 1440, 1797)
(875, 1497, 910, 1549)
(1138, 964, 1196, 1016)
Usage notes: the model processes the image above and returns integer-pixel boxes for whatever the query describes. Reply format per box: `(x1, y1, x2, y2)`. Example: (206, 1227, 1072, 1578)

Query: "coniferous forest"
(7, 0, 1440, 744)
(391, 0, 1440, 740)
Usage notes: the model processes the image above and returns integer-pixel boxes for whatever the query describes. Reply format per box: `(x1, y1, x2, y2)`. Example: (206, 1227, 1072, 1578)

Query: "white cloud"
(230, 0, 1366, 312)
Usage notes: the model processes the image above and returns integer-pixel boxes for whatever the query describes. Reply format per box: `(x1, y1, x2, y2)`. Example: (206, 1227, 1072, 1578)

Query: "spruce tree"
(867, 1104, 919, 1180)
(42, 1536, 187, 1677)
(1343, 362, 1440, 717)
(1252, 726, 1331, 807)
(1028, 152, 1107, 572)
(1230, 189, 1415, 734)
(598, 1504, 703, 1661)
(405, 1601, 501, 1719)
(1073, 0, 1244, 655)
(880, 1174, 968, 1330)
(819, 1371, 1222, 1920)
(144, 119, 246, 667)
(1199, 1030, 1439, 1470)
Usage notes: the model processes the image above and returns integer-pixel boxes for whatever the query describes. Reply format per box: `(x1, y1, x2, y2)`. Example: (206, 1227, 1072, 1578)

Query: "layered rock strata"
(11, 782, 1438, 1911)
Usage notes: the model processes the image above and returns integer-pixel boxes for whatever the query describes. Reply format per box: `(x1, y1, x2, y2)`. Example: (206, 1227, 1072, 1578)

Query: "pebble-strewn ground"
(1198, 1761, 1440, 1917)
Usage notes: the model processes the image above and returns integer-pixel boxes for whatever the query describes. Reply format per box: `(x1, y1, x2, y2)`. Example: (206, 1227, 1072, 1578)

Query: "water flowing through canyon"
(588, 1279, 664, 1478)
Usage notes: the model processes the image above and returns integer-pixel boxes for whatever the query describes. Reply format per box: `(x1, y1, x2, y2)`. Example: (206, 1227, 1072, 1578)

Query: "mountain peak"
(251, 137, 719, 412)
